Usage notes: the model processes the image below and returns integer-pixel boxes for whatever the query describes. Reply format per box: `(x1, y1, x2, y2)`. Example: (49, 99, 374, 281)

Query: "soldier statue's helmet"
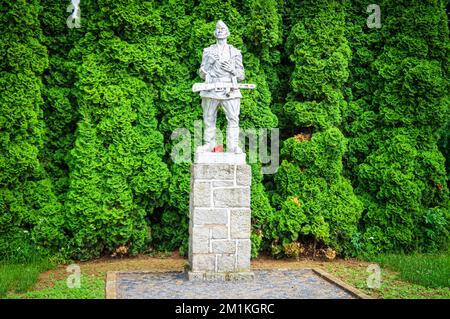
(214, 20, 229, 39)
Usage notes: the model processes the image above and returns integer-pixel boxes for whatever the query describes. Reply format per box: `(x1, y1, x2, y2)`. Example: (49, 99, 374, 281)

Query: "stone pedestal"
(187, 152, 254, 280)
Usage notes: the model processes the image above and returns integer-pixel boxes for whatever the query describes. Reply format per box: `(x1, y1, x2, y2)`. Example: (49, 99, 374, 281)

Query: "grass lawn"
(1, 253, 449, 299)
(371, 253, 449, 288)
(0, 259, 54, 298)
(6, 274, 105, 299)
(324, 258, 450, 299)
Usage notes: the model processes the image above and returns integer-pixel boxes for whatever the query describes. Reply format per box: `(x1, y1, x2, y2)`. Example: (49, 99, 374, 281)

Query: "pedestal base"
(188, 159, 253, 281)
(186, 270, 255, 281)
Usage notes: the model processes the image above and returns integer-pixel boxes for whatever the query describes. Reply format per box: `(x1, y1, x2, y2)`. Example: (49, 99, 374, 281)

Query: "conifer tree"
(346, 0, 449, 254)
(269, 0, 362, 257)
(65, 0, 170, 259)
(0, 0, 64, 259)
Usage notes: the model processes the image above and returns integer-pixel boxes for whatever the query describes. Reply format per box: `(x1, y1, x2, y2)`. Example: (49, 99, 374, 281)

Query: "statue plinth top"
(194, 150, 246, 165)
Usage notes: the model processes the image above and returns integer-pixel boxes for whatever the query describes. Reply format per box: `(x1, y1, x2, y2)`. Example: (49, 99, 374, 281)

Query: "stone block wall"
(188, 163, 253, 280)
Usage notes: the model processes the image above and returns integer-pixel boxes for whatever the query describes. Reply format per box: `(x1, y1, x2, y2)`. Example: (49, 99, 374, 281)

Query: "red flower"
(213, 144, 224, 153)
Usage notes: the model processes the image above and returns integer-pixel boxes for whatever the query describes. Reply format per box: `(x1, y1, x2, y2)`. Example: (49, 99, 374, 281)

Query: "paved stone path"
(115, 269, 356, 299)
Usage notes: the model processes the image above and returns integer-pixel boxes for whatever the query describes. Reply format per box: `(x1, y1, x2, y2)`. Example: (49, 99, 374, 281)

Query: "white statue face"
(214, 21, 229, 39)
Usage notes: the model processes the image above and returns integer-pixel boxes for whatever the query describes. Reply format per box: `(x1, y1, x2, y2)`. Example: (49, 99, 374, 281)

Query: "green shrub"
(0, 0, 448, 260)
(0, 0, 66, 261)
(268, 1, 362, 257)
(343, 0, 449, 255)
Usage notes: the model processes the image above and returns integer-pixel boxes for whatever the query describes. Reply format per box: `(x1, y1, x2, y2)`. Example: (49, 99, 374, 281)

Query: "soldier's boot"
(197, 127, 216, 152)
(227, 126, 243, 154)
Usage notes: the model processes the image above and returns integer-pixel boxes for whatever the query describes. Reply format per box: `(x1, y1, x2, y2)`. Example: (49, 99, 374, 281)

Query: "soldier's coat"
(199, 44, 245, 100)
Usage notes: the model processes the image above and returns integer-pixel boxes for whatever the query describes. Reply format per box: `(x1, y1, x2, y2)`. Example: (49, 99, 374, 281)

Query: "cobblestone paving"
(116, 269, 356, 299)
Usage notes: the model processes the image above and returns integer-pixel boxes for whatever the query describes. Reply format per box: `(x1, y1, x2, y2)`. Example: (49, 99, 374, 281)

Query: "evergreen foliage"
(343, 0, 449, 255)
(0, 0, 64, 259)
(268, 1, 362, 257)
(0, 0, 448, 260)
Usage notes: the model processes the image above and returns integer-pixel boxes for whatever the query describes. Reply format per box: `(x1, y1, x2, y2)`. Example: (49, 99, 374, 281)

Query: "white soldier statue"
(192, 20, 256, 154)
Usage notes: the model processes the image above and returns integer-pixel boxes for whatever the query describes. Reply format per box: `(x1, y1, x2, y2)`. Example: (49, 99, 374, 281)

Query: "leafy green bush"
(0, 0, 67, 261)
(0, 0, 448, 260)
(343, 0, 449, 256)
(268, 1, 362, 257)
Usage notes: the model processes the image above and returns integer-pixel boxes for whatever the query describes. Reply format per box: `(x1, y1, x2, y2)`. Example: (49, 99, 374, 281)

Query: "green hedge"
(0, 0, 448, 261)
(343, 0, 449, 255)
(268, 1, 362, 257)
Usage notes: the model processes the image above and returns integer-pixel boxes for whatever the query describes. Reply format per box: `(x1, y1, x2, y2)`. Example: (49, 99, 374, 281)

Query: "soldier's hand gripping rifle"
(195, 51, 256, 97)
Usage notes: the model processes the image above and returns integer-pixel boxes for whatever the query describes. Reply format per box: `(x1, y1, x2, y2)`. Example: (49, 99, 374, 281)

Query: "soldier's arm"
(199, 48, 210, 80)
(233, 51, 245, 81)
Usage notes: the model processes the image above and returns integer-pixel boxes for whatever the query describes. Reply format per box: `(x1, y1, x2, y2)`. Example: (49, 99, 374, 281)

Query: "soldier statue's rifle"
(192, 82, 256, 93)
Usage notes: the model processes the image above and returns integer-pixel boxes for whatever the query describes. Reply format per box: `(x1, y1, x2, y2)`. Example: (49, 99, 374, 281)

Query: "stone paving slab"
(110, 269, 361, 299)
